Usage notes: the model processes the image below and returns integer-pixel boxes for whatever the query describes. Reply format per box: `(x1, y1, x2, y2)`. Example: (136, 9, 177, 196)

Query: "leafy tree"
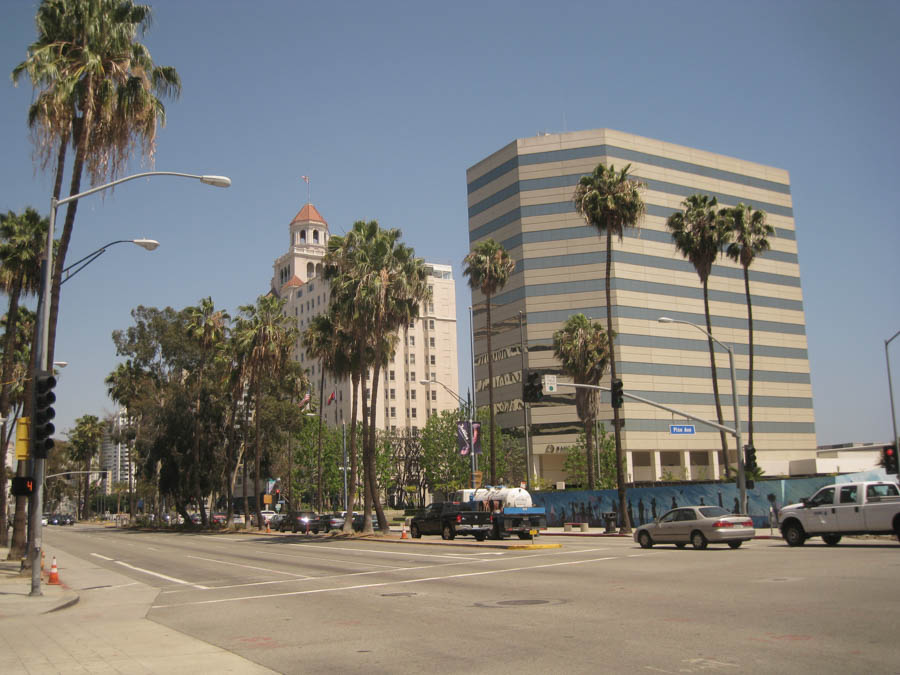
(574, 163, 645, 531)
(722, 203, 774, 450)
(666, 195, 733, 476)
(553, 314, 610, 490)
(420, 409, 471, 496)
(463, 239, 515, 486)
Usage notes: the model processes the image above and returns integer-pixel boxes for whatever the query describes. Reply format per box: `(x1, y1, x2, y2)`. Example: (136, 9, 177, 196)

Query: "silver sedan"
(633, 506, 755, 550)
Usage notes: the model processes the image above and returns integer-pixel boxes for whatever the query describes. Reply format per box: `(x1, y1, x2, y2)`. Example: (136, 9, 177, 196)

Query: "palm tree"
(68, 414, 105, 520)
(327, 220, 429, 532)
(0, 208, 47, 546)
(666, 194, 733, 476)
(186, 297, 230, 526)
(573, 163, 645, 531)
(552, 314, 611, 490)
(235, 294, 297, 529)
(463, 239, 515, 486)
(723, 203, 774, 450)
(104, 361, 148, 518)
(12, 0, 182, 369)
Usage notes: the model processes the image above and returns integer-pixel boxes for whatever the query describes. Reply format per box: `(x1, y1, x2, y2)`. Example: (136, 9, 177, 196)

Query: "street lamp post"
(61, 238, 159, 285)
(885, 330, 900, 448)
(28, 170, 229, 596)
(658, 317, 746, 513)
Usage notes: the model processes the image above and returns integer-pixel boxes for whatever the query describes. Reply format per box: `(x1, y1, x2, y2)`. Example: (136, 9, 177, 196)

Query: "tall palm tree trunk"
(743, 267, 754, 448)
(360, 368, 372, 529)
(605, 234, 630, 531)
(254, 378, 263, 529)
(342, 374, 361, 534)
(366, 344, 389, 532)
(0, 279, 23, 547)
(485, 294, 497, 485)
(703, 282, 730, 477)
(585, 416, 595, 490)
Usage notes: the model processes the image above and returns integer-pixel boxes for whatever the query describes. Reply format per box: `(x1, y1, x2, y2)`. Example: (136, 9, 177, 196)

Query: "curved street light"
(28, 169, 230, 597)
(658, 317, 746, 513)
(61, 238, 160, 285)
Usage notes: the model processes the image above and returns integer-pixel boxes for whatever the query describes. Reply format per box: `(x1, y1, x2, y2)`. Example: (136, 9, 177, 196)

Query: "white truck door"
(835, 484, 866, 531)
(804, 486, 838, 533)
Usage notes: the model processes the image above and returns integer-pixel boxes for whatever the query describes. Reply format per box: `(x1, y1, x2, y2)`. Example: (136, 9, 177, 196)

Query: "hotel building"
(270, 204, 460, 432)
(466, 129, 815, 483)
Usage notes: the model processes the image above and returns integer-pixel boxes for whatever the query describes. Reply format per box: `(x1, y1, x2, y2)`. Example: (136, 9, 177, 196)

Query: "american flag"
(327, 391, 336, 405)
(301, 175, 309, 184)
(298, 393, 311, 409)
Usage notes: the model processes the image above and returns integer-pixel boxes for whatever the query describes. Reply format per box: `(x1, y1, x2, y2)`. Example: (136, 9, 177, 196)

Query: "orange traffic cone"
(48, 557, 60, 585)
(266, 521, 270, 534)
(41, 550, 45, 572)
(401, 522, 408, 539)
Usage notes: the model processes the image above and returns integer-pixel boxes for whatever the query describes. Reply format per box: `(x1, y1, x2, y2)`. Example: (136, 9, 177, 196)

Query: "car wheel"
(638, 531, 653, 549)
(691, 530, 708, 550)
(783, 522, 806, 547)
(822, 534, 842, 546)
(442, 523, 455, 540)
(727, 541, 742, 549)
(410, 523, 421, 539)
(475, 532, 486, 542)
(675, 543, 687, 549)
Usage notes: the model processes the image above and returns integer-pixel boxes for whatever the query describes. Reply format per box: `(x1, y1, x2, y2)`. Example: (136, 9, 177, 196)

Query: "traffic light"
(523, 371, 543, 403)
(883, 443, 898, 475)
(32, 371, 57, 459)
(744, 444, 758, 472)
(610, 378, 624, 409)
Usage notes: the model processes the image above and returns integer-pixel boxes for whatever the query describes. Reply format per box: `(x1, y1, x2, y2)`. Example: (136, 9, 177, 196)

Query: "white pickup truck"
(778, 481, 900, 546)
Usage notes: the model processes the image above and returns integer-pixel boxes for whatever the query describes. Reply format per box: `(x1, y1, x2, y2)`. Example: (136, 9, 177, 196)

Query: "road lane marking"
(114, 560, 209, 589)
(152, 555, 620, 608)
(186, 555, 312, 578)
(91, 553, 114, 561)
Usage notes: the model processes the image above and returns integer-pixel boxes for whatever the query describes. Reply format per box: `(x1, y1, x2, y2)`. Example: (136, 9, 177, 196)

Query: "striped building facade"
(466, 129, 815, 484)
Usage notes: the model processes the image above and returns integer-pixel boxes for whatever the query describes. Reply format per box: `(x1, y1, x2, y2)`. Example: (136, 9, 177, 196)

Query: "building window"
(411, 408, 417, 418)
(409, 321, 415, 329)
(430, 372, 436, 382)
(410, 390, 416, 400)
(409, 336, 415, 346)
(429, 320, 435, 329)
(390, 388, 396, 400)
(428, 302, 434, 313)
(409, 353, 415, 365)
(431, 390, 437, 401)
(409, 371, 416, 382)
(389, 370, 395, 381)
(390, 407, 396, 418)
(313, 230, 319, 243)
(365, 388, 371, 400)
(430, 337, 435, 348)
(430, 355, 436, 366)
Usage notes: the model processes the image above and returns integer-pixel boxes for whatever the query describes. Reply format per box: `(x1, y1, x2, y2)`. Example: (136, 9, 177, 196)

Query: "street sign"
(263, 494, 272, 504)
(473, 471, 483, 488)
(543, 374, 557, 393)
(669, 424, 696, 435)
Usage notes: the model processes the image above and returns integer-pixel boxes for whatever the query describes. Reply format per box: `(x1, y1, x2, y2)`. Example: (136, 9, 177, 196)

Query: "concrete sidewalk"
(0, 544, 275, 674)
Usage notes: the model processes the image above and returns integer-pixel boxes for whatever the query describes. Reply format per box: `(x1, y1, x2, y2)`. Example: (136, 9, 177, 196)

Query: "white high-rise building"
(100, 409, 132, 493)
(270, 203, 460, 432)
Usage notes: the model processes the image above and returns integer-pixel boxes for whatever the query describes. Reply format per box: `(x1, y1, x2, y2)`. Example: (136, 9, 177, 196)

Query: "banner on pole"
(457, 421, 482, 456)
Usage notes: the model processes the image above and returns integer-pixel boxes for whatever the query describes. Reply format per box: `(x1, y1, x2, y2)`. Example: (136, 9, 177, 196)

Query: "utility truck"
(778, 480, 900, 546)
(452, 486, 548, 540)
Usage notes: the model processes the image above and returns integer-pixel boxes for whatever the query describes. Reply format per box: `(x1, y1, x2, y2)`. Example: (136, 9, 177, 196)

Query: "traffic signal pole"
(558, 381, 748, 513)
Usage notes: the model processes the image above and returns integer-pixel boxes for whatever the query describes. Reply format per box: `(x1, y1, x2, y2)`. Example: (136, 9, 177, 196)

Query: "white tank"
(459, 486, 533, 509)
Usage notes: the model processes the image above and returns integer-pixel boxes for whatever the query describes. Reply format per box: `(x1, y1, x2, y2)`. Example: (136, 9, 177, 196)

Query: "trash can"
(602, 512, 617, 533)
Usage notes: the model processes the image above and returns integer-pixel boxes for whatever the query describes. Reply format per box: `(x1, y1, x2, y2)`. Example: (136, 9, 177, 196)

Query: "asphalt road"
(44, 526, 900, 674)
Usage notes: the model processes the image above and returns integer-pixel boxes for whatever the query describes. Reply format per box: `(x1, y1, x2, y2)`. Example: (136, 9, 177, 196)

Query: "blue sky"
(2, 0, 898, 447)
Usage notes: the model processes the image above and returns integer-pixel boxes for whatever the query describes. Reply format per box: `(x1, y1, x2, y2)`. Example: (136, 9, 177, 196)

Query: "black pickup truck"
(409, 502, 491, 541)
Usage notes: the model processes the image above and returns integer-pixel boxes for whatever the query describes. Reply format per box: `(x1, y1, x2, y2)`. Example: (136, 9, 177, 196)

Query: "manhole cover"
(382, 592, 417, 597)
(496, 599, 549, 606)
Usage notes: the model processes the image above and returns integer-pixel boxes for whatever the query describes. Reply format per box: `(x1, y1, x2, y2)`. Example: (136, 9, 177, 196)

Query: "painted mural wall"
(532, 469, 895, 528)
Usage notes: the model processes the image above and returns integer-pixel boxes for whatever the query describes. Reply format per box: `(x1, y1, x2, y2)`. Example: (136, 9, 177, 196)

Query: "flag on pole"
(298, 393, 311, 409)
(327, 391, 336, 405)
(301, 176, 309, 184)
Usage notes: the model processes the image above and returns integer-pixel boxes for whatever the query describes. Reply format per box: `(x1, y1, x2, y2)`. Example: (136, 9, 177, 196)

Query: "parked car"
(409, 502, 490, 540)
(60, 513, 75, 525)
(210, 513, 227, 526)
(251, 510, 278, 527)
(278, 511, 319, 534)
(633, 506, 755, 550)
(318, 511, 361, 532)
(47, 514, 62, 525)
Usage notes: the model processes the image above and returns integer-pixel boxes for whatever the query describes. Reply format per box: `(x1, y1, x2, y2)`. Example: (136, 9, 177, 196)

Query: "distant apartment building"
(270, 203, 460, 433)
(466, 129, 816, 483)
(100, 408, 133, 493)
